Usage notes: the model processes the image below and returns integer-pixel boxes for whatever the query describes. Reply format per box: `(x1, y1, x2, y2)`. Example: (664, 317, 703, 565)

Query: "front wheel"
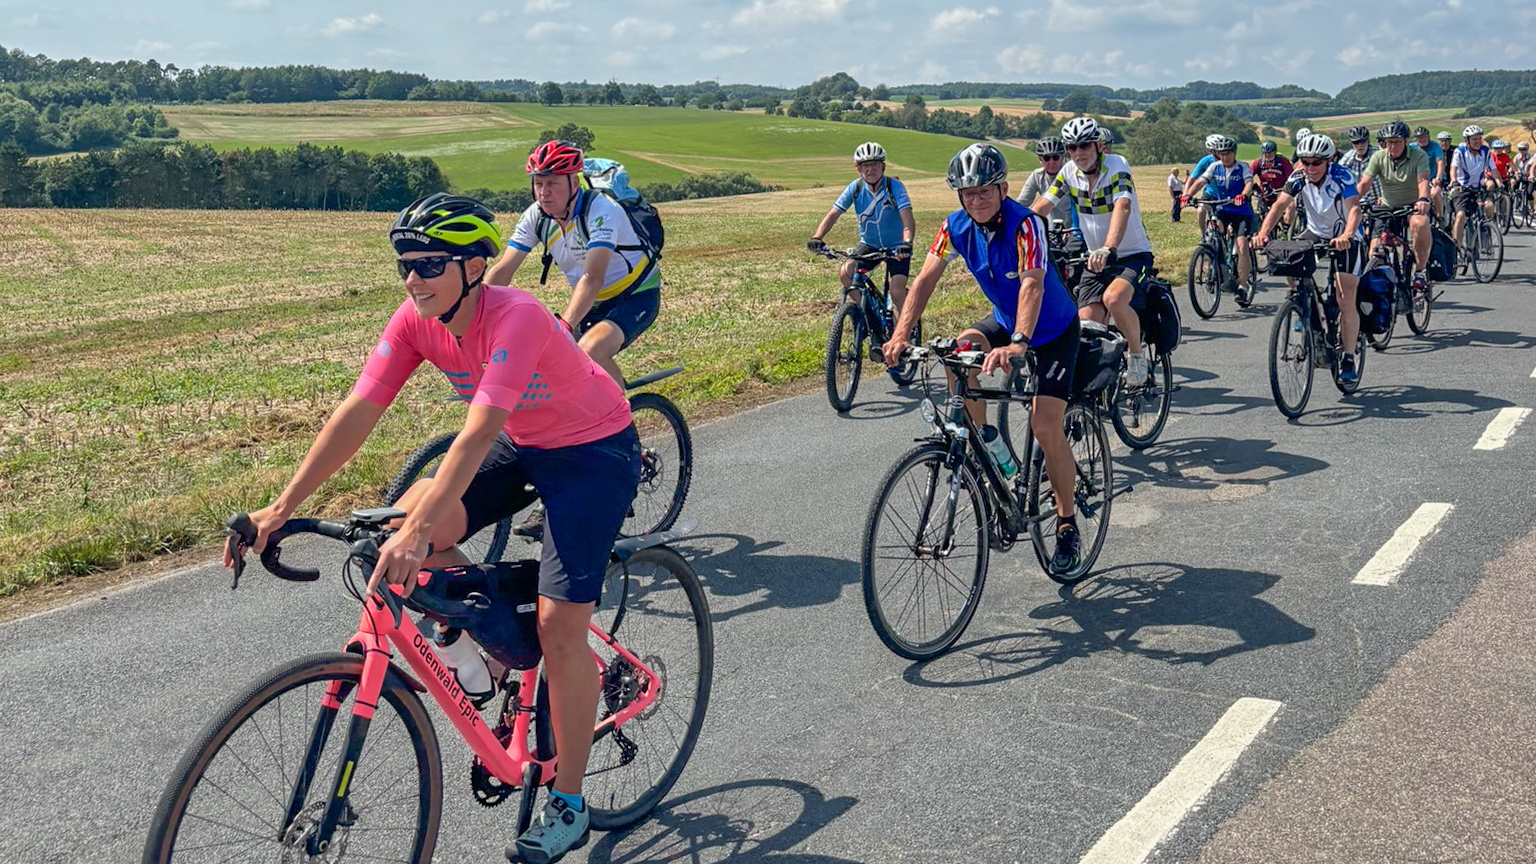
(386, 433, 510, 563)
(586, 546, 714, 830)
(1472, 221, 1504, 283)
(625, 392, 693, 537)
(825, 302, 866, 412)
(1268, 300, 1314, 418)
(1497, 193, 1514, 235)
(1025, 402, 1113, 585)
(1333, 331, 1366, 395)
(1187, 244, 1221, 319)
(1110, 348, 1173, 449)
(861, 443, 991, 660)
(142, 654, 442, 864)
(1406, 279, 1433, 334)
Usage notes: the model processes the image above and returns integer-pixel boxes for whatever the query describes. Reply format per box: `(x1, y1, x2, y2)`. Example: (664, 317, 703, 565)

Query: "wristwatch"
(1010, 331, 1031, 347)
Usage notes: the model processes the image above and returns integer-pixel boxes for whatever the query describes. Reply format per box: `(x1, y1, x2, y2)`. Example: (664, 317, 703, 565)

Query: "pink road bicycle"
(142, 506, 712, 863)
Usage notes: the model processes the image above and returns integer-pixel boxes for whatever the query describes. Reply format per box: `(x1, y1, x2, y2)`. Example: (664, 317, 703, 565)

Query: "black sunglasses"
(1065, 142, 1097, 152)
(397, 255, 467, 280)
(1300, 158, 1327, 167)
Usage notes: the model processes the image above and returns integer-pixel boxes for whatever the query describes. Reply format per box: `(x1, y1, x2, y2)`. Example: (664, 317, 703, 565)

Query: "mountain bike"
(1050, 236, 1176, 449)
(819, 247, 922, 412)
(1186, 198, 1259, 318)
(143, 508, 712, 863)
(860, 338, 1118, 660)
(1267, 240, 1367, 418)
(1514, 177, 1535, 229)
(1363, 206, 1434, 347)
(1494, 185, 1515, 235)
(1457, 188, 1504, 283)
(386, 368, 693, 557)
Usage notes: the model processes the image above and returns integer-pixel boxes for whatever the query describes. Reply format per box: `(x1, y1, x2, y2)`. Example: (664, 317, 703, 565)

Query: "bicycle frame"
(842, 260, 899, 343)
(297, 584, 662, 853)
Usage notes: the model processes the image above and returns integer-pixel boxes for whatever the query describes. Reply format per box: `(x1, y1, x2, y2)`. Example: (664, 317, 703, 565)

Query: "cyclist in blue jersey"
(1185, 135, 1224, 228)
(882, 143, 1085, 571)
(1185, 134, 1258, 295)
(1411, 126, 1446, 219)
(808, 141, 916, 311)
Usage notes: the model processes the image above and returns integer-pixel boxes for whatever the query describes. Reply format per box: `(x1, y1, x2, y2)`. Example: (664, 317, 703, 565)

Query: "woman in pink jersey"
(226, 193, 639, 862)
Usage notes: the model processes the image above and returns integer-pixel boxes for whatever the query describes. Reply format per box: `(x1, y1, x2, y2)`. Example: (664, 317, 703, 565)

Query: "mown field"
(159, 101, 997, 192)
(0, 166, 1199, 600)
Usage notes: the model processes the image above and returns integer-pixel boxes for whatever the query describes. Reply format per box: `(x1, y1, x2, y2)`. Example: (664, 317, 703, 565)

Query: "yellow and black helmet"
(390, 193, 501, 259)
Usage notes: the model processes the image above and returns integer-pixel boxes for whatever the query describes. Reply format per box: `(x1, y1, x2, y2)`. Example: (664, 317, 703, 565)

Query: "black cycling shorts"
(1451, 188, 1484, 217)
(1216, 210, 1256, 238)
(579, 287, 660, 349)
(439, 427, 642, 604)
(851, 243, 911, 278)
(1075, 252, 1155, 309)
(964, 314, 1080, 403)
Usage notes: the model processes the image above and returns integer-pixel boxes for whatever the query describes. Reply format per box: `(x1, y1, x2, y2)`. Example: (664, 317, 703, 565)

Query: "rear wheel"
(142, 654, 442, 864)
(825, 302, 866, 412)
(386, 433, 510, 563)
(1268, 300, 1314, 418)
(585, 546, 713, 830)
(1187, 244, 1221, 319)
(625, 392, 693, 537)
(861, 443, 990, 660)
(1497, 192, 1514, 235)
(1472, 221, 1503, 283)
(1406, 279, 1433, 334)
(1333, 330, 1366, 395)
(1025, 402, 1113, 585)
(1110, 348, 1172, 449)
(1234, 245, 1259, 307)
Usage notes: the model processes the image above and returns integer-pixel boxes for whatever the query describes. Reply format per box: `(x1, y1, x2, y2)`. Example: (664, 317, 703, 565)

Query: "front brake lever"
(225, 513, 257, 589)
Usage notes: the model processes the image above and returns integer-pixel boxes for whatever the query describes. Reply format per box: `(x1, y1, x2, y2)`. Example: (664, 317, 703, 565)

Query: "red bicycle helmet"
(526, 140, 584, 175)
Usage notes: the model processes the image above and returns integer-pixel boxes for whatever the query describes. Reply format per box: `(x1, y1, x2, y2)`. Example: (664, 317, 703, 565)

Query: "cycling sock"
(550, 789, 585, 812)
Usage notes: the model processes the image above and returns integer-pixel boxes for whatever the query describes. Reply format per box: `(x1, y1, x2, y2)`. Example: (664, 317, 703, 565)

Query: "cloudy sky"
(2, 0, 1528, 94)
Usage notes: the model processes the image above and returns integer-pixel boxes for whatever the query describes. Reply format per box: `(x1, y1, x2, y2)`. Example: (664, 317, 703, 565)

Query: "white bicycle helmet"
(1463, 125, 1483, 138)
(853, 141, 886, 163)
(1437, 130, 1453, 141)
(1097, 126, 1113, 144)
(1295, 127, 1312, 142)
(946, 143, 1008, 189)
(1208, 134, 1237, 152)
(1492, 139, 1508, 149)
(1204, 133, 1226, 150)
(1295, 133, 1337, 160)
(1520, 142, 1530, 151)
(1061, 116, 1100, 146)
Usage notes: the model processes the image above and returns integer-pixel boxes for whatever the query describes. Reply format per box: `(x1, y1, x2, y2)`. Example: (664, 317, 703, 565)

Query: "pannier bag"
(1073, 320, 1127, 396)
(1265, 238, 1316, 277)
(1427, 226, 1457, 282)
(409, 560, 543, 670)
(1138, 278, 1182, 354)
(1356, 266, 1397, 336)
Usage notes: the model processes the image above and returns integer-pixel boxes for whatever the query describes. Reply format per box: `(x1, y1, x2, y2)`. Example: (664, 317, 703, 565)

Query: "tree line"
(0, 141, 446, 209)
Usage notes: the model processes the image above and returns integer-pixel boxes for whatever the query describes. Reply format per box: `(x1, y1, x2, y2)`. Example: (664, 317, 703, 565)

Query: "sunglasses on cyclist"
(1041, 154, 1064, 161)
(1065, 142, 1097, 152)
(396, 255, 468, 280)
(1300, 158, 1327, 167)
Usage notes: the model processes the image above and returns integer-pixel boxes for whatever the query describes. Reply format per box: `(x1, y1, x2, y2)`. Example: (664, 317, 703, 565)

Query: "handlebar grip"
(257, 518, 326, 582)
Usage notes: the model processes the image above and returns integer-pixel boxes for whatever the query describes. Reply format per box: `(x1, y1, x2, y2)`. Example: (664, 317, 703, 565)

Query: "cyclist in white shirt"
(1449, 125, 1500, 249)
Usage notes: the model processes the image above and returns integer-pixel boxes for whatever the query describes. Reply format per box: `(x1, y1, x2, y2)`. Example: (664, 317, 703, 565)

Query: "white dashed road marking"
(1354, 503, 1455, 586)
(1077, 697, 1284, 864)
(1474, 408, 1532, 451)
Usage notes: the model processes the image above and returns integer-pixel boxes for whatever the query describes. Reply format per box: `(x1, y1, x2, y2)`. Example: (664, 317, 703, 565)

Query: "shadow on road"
(589, 778, 863, 864)
(675, 533, 858, 622)
(1366, 327, 1536, 356)
(1293, 383, 1513, 426)
(1179, 326, 1248, 344)
(1117, 436, 1329, 490)
(1170, 365, 1277, 416)
(902, 561, 1314, 688)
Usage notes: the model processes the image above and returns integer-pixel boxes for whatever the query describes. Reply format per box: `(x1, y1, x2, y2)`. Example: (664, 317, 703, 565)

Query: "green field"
(0, 166, 1200, 601)
(160, 101, 1004, 192)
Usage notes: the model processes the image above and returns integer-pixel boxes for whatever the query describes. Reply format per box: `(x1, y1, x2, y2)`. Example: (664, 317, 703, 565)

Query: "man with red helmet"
(486, 140, 662, 387)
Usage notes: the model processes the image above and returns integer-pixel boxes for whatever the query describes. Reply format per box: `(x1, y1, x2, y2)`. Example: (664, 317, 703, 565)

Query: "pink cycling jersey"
(354, 286, 632, 449)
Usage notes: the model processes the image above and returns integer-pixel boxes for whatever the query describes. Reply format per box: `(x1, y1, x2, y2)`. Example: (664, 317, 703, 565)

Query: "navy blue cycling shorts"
(451, 426, 642, 604)
(579, 288, 660, 349)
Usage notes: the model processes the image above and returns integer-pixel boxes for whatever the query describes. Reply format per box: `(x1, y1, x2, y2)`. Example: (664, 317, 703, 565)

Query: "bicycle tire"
(825, 302, 865, 412)
(1367, 299, 1395, 351)
(1268, 300, 1314, 418)
(1187, 244, 1221, 319)
(385, 432, 510, 563)
(624, 392, 693, 537)
(888, 318, 924, 386)
(861, 443, 991, 660)
(585, 545, 713, 830)
(1333, 331, 1366, 395)
(1406, 280, 1432, 334)
(1234, 246, 1259, 307)
(1472, 221, 1503, 282)
(143, 653, 442, 864)
(1110, 348, 1173, 449)
(1497, 193, 1514, 235)
(1025, 401, 1113, 585)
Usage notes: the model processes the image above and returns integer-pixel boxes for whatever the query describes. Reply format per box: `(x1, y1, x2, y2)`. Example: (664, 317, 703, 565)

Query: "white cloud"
(1046, 0, 1199, 32)
(134, 39, 171, 55)
(918, 60, 948, 82)
(525, 0, 571, 12)
(478, 9, 514, 24)
(701, 44, 749, 61)
(228, 0, 269, 9)
(527, 21, 590, 39)
(607, 51, 637, 68)
(731, 0, 849, 29)
(11, 12, 42, 27)
(996, 44, 1047, 76)
(322, 13, 382, 37)
(932, 6, 1000, 36)
(613, 16, 675, 40)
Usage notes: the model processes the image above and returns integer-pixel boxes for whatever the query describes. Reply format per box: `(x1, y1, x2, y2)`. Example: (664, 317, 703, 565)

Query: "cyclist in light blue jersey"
(1411, 126, 1446, 218)
(809, 141, 916, 311)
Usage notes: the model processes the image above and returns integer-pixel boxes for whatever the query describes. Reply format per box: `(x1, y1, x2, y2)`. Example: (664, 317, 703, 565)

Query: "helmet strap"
(436, 261, 483, 326)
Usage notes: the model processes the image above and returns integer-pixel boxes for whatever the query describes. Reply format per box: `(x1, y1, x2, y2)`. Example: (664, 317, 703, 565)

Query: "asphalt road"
(3, 229, 1534, 864)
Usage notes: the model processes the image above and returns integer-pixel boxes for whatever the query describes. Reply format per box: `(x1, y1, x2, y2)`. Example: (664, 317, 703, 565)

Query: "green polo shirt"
(1361, 147, 1430, 207)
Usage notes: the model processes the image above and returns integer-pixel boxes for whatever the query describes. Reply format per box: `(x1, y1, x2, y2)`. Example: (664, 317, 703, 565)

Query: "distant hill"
(1337, 70, 1536, 115)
